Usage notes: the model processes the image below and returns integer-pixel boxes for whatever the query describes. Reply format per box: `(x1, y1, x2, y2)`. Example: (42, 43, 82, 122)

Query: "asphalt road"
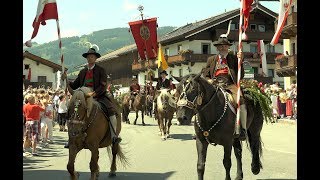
(23, 113, 297, 180)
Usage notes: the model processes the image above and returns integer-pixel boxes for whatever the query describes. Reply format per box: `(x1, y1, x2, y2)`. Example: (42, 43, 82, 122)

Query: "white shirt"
(58, 99, 68, 113)
(87, 64, 95, 70)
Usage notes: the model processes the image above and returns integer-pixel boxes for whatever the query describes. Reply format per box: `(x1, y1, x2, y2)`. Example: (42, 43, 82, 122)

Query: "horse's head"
(175, 74, 216, 125)
(67, 87, 95, 137)
(157, 89, 176, 112)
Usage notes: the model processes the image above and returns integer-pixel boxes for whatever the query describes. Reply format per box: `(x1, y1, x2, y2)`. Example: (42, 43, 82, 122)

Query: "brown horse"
(122, 90, 146, 125)
(156, 89, 176, 140)
(145, 94, 153, 117)
(66, 87, 128, 180)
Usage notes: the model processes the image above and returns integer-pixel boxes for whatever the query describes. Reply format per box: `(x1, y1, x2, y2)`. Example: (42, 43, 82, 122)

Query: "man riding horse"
(150, 70, 171, 117)
(202, 35, 246, 140)
(129, 76, 140, 110)
(62, 48, 122, 147)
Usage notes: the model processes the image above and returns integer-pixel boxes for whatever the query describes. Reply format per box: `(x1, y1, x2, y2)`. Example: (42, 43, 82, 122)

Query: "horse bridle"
(68, 89, 98, 138)
(177, 79, 229, 145)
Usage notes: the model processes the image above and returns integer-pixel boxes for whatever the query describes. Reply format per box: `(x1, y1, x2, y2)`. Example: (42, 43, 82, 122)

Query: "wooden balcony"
(275, 55, 297, 77)
(275, 12, 297, 39)
(243, 52, 281, 64)
(132, 54, 213, 71)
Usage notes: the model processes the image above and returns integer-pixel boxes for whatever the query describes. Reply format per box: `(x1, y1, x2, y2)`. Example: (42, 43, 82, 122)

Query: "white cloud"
(78, 12, 96, 22)
(123, 0, 138, 11)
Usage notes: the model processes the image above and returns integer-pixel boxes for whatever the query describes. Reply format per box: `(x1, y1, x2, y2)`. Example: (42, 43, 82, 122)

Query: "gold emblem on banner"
(140, 25, 150, 40)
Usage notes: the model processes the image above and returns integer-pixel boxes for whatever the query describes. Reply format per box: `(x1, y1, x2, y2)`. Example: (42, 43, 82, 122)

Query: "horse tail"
(247, 130, 263, 175)
(106, 143, 130, 169)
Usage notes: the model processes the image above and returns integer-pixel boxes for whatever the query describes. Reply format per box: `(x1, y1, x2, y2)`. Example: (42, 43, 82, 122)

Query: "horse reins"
(177, 80, 229, 146)
(68, 89, 99, 138)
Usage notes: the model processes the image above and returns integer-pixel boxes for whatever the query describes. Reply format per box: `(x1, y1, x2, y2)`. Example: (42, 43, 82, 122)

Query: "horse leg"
(67, 145, 80, 180)
(159, 117, 166, 140)
(248, 131, 263, 175)
(233, 139, 243, 180)
(166, 119, 172, 138)
(141, 109, 145, 126)
(196, 138, 208, 180)
(223, 144, 232, 180)
(109, 144, 118, 177)
(133, 111, 138, 125)
(89, 148, 99, 180)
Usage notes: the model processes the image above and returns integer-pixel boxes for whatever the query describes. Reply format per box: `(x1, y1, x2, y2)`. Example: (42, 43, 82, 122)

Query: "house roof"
(96, 43, 137, 63)
(23, 51, 68, 71)
(160, 3, 277, 43)
(78, 3, 277, 66)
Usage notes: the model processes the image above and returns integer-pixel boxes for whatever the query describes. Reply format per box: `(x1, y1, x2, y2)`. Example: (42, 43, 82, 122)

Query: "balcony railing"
(132, 52, 282, 71)
(275, 12, 297, 38)
(275, 54, 297, 77)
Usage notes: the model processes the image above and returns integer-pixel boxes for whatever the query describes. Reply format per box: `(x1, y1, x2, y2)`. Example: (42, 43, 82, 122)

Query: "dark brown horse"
(145, 94, 153, 117)
(67, 87, 128, 180)
(122, 90, 146, 125)
(156, 89, 177, 140)
(175, 74, 264, 180)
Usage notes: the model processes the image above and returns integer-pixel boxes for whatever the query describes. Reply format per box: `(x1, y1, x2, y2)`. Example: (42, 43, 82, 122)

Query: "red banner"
(129, 18, 158, 60)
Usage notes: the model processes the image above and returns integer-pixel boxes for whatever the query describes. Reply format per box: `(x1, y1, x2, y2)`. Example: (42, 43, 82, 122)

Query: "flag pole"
(56, 19, 67, 99)
(235, 0, 244, 135)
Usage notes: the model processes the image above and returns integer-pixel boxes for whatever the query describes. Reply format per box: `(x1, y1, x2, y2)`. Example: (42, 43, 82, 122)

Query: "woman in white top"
(58, 94, 68, 131)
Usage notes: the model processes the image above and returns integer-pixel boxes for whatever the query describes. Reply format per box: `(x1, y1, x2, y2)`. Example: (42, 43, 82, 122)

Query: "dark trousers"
(96, 95, 117, 117)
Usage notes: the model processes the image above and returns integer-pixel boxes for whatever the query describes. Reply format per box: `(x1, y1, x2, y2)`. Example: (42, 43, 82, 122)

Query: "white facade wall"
(23, 58, 57, 88)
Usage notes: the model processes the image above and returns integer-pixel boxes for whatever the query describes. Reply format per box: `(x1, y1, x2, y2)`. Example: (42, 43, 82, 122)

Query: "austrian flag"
(26, 0, 58, 46)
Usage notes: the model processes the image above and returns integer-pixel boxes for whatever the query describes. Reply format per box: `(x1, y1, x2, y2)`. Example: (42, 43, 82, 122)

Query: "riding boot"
(239, 104, 247, 141)
(109, 115, 122, 144)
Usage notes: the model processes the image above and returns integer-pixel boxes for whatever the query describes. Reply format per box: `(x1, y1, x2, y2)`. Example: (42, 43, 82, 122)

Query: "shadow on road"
(23, 170, 175, 180)
(170, 134, 194, 141)
(256, 179, 297, 180)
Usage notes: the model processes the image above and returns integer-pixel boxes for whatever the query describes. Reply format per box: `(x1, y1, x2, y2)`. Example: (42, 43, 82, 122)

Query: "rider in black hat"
(62, 48, 122, 147)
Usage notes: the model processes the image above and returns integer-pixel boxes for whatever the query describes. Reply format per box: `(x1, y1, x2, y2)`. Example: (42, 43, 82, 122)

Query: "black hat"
(160, 70, 168, 75)
(82, 48, 101, 58)
(213, 35, 232, 46)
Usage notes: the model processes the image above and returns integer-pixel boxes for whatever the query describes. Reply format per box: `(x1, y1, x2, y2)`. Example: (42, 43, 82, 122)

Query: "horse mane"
(70, 87, 94, 118)
(157, 89, 176, 110)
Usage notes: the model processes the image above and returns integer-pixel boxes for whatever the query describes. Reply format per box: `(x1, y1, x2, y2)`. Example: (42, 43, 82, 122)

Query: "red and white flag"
(241, 0, 254, 33)
(257, 40, 268, 77)
(271, 0, 293, 45)
(27, 68, 32, 81)
(26, 0, 59, 46)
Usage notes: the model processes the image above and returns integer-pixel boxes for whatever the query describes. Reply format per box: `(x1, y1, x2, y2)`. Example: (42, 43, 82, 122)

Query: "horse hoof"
(251, 165, 260, 175)
(142, 123, 146, 126)
(108, 172, 116, 177)
(235, 176, 243, 180)
(161, 137, 166, 141)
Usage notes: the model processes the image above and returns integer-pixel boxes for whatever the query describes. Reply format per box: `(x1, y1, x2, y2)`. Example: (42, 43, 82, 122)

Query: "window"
(258, 25, 265, 32)
(202, 43, 210, 54)
(235, 23, 239, 30)
(230, 24, 236, 30)
(250, 14, 254, 20)
(250, 44, 258, 53)
(165, 48, 170, 56)
(266, 44, 275, 53)
(144, 75, 147, 82)
(291, 43, 296, 55)
(24, 64, 29, 69)
(177, 44, 182, 52)
(179, 69, 183, 77)
(252, 67, 258, 74)
(268, 69, 274, 77)
(38, 76, 47, 83)
(250, 24, 257, 31)
(23, 75, 25, 80)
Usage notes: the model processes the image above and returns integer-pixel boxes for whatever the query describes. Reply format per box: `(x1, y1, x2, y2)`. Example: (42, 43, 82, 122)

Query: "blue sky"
(23, 0, 279, 44)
